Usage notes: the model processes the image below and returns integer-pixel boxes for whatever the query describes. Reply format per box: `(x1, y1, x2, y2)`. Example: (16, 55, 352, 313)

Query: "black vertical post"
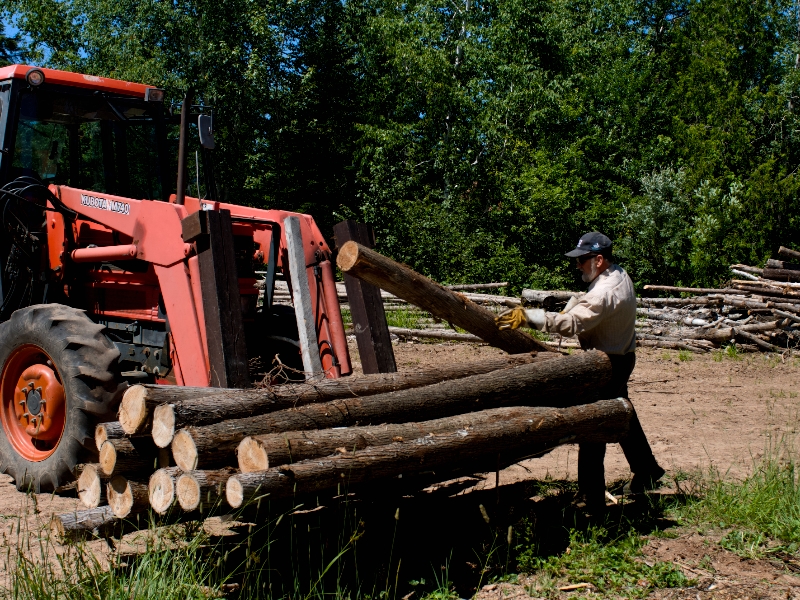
(333, 220, 396, 374)
(182, 209, 250, 387)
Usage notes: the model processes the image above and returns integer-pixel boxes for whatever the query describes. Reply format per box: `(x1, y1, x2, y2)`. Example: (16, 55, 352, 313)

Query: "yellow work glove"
(495, 307, 528, 331)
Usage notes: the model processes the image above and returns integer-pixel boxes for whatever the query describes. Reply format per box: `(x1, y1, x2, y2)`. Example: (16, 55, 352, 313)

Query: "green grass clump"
(677, 350, 692, 362)
(518, 527, 688, 597)
(671, 441, 800, 556)
(712, 344, 742, 362)
(384, 308, 424, 329)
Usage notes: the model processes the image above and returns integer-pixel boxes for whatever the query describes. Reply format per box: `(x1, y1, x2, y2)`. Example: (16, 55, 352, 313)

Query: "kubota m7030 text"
(0, 65, 351, 491)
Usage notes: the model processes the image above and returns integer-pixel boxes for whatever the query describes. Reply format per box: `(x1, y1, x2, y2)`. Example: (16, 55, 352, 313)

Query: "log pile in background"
(61, 350, 632, 536)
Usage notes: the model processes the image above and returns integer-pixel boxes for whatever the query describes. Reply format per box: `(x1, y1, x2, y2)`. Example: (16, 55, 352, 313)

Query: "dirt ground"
(1, 342, 799, 596)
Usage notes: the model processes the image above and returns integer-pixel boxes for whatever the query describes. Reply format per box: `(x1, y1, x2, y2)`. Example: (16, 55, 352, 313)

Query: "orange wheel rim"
(0, 345, 66, 461)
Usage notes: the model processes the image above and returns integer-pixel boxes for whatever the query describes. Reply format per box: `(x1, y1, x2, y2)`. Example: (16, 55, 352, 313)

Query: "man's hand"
(495, 307, 547, 331)
(495, 307, 528, 330)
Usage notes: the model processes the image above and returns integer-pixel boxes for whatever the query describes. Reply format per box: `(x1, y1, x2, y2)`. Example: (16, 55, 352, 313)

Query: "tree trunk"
(642, 285, 740, 294)
(50, 506, 116, 541)
(140, 352, 554, 445)
(172, 350, 610, 471)
(118, 386, 230, 434)
(762, 267, 800, 282)
(779, 246, 800, 261)
(98, 437, 159, 477)
(77, 463, 106, 509)
(237, 403, 607, 472)
(736, 330, 783, 352)
(686, 321, 778, 343)
(337, 241, 552, 353)
(386, 327, 484, 342)
(766, 259, 800, 271)
(95, 421, 125, 451)
(107, 476, 150, 518)
(226, 398, 631, 508)
(148, 467, 183, 515)
(176, 468, 236, 511)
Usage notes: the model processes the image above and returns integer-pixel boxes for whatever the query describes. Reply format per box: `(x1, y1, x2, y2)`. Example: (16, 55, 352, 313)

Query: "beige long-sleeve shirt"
(542, 264, 636, 355)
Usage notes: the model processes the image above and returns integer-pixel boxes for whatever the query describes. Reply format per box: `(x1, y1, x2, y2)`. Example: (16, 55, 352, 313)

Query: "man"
(495, 231, 664, 511)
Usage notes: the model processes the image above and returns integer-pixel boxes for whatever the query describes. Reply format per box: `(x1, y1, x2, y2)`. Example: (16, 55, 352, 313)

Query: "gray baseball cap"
(565, 231, 612, 258)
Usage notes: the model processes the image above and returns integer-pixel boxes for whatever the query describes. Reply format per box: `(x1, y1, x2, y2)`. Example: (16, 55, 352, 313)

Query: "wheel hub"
(2, 346, 66, 460)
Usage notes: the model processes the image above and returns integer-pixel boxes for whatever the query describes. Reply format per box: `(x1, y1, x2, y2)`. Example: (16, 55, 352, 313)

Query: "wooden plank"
(190, 209, 250, 388)
(284, 216, 323, 377)
(332, 220, 396, 374)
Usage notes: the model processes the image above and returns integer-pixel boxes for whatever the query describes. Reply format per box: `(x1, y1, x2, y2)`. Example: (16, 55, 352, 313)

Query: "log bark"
(118, 386, 231, 434)
(779, 246, 800, 261)
(226, 399, 631, 508)
(176, 468, 236, 511)
(386, 327, 484, 342)
(238, 402, 620, 472)
(141, 353, 553, 445)
(148, 467, 182, 515)
(447, 283, 508, 291)
(173, 350, 610, 471)
(95, 421, 125, 451)
(337, 241, 552, 353)
(643, 285, 741, 294)
(636, 339, 706, 352)
(50, 506, 116, 541)
(638, 296, 722, 307)
(521, 289, 585, 310)
(766, 259, 800, 271)
(736, 330, 784, 352)
(107, 476, 150, 518)
(762, 268, 800, 283)
(730, 264, 764, 275)
(98, 438, 158, 477)
(686, 321, 779, 343)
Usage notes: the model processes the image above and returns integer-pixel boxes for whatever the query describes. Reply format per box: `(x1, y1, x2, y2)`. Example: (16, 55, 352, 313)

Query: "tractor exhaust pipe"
(175, 91, 193, 205)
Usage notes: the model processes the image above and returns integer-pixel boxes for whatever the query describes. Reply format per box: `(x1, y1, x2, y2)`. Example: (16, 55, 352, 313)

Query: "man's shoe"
(624, 466, 666, 495)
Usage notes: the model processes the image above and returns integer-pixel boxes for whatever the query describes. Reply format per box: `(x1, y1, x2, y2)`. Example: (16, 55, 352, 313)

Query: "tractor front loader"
(0, 65, 351, 492)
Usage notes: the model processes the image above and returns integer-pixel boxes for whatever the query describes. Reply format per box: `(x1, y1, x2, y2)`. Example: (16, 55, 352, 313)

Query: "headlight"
(26, 69, 45, 87)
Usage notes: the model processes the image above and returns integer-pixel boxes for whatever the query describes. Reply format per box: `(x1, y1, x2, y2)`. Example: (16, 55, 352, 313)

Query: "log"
(766, 259, 800, 271)
(779, 246, 800, 261)
(521, 289, 585, 310)
(337, 241, 551, 353)
(387, 327, 484, 342)
(773, 309, 800, 324)
(98, 438, 158, 476)
(731, 269, 759, 281)
(638, 296, 722, 307)
(636, 339, 706, 352)
(687, 321, 779, 343)
(95, 421, 125, 451)
(447, 283, 508, 290)
(762, 268, 800, 283)
(50, 506, 117, 541)
(730, 264, 764, 275)
(148, 467, 182, 515)
(736, 330, 784, 352)
(226, 399, 632, 508)
(117, 386, 229, 434)
(77, 464, 106, 509)
(643, 285, 739, 294)
(141, 353, 554, 445)
(176, 468, 236, 512)
(238, 403, 620, 472)
(107, 476, 150, 518)
(173, 350, 611, 471)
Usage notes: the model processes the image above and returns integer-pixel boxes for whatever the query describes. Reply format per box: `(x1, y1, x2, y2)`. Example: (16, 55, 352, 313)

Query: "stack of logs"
(53, 349, 634, 539)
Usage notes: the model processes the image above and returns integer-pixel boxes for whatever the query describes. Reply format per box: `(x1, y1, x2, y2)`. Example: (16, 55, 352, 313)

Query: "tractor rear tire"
(0, 305, 122, 492)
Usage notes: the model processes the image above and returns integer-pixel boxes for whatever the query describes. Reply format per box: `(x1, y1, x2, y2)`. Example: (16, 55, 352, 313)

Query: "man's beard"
(581, 261, 600, 283)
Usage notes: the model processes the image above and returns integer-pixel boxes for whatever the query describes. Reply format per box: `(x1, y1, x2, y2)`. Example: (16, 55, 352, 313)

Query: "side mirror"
(198, 114, 215, 150)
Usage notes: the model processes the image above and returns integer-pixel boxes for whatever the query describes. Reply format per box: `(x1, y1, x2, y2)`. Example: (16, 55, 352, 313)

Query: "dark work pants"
(578, 352, 660, 504)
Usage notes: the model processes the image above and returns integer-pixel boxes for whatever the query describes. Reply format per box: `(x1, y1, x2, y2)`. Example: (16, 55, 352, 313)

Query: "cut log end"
(226, 477, 245, 509)
(119, 385, 149, 434)
(152, 404, 176, 448)
(336, 240, 360, 272)
(94, 421, 123, 451)
(237, 437, 269, 473)
(176, 474, 202, 511)
(172, 429, 199, 472)
(77, 464, 104, 509)
(98, 441, 117, 477)
(149, 468, 179, 515)
(107, 476, 148, 518)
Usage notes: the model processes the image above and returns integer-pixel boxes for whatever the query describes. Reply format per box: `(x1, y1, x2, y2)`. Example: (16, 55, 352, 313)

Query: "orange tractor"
(0, 65, 351, 491)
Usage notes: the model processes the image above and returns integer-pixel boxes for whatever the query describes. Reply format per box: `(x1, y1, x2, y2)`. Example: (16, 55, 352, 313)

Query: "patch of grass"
(670, 437, 800, 557)
(518, 527, 689, 598)
(712, 344, 742, 362)
(384, 308, 425, 329)
(660, 351, 672, 361)
(677, 350, 692, 362)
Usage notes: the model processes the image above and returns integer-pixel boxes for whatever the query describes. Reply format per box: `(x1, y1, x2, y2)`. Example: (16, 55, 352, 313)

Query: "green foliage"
(677, 350, 692, 362)
(3, 0, 800, 288)
(518, 526, 688, 597)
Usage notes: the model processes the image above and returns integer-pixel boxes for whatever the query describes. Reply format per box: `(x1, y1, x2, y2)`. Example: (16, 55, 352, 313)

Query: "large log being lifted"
(172, 351, 611, 471)
(123, 353, 554, 441)
(336, 241, 552, 353)
(238, 405, 576, 472)
(226, 398, 632, 508)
